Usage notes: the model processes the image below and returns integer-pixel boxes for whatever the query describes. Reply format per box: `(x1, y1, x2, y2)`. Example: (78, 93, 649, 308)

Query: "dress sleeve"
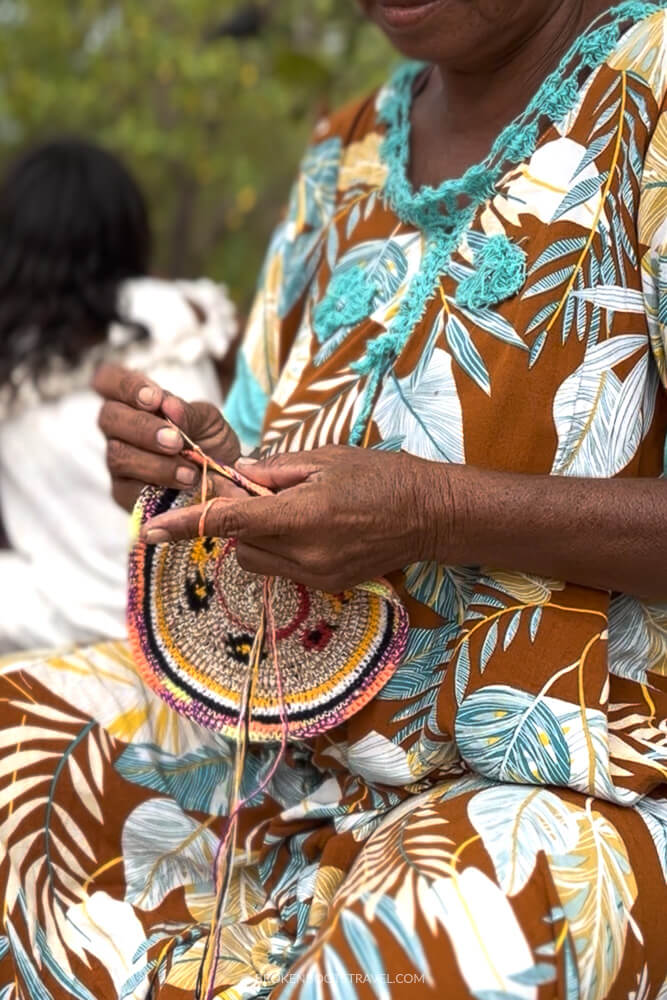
(223, 125, 344, 451)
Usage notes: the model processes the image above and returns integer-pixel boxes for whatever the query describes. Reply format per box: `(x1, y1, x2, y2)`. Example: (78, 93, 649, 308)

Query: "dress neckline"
(347, 0, 667, 445)
(376, 0, 667, 233)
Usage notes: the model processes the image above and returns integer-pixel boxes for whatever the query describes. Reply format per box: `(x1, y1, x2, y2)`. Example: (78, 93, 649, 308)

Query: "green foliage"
(0, 0, 394, 307)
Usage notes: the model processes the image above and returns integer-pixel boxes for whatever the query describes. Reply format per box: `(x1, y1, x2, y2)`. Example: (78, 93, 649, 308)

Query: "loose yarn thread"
(196, 577, 289, 1000)
(160, 423, 289, 1000)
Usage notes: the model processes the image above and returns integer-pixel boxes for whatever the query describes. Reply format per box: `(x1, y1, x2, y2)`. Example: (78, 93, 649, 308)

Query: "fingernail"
(236, 457, 257, 465)
(157, 428, 182, 450)
(138, 387, 158, 406)
(145, 528, 171, 545)
(176, 466, 197, 485)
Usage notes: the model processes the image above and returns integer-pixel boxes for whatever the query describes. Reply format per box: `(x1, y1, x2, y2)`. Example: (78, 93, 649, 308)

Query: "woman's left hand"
(142, 445, 450, 591)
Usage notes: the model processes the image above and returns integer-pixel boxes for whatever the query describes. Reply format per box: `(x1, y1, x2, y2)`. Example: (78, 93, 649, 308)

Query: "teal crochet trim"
(347, 0, 667, 445)
(456, 235, 527, 312)
(378, 1, 665, 233)
(313, 266, 376, 343)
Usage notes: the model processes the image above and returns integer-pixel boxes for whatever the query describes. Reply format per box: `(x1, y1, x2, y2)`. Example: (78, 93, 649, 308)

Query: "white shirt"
(0, 277, 237, 653)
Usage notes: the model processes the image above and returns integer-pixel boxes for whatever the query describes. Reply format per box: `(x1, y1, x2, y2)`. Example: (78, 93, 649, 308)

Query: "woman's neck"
(409, 0, 612, 189)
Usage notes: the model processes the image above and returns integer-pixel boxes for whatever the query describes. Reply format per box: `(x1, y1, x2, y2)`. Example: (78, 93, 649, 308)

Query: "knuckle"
(137, 409, 158, 439)
(184, 399, 211, 433)
(118, 368, 146, 402)
(112, 481, 135, 511)
(91, 362, 112, 395)
(119, 371, 139, 401)
(303, 546, 323, 571)
(106, 438, 127, 470)
(220, 421, 239, 450)
(231, 510, 248, 535)
(211, 505, 238, 539)
(264, 451, 291, 469)
(273, 498, 294, 533)
(97, 402, 111, 433)
(318, 490, 335, 520)
(235, 545, 253, 571)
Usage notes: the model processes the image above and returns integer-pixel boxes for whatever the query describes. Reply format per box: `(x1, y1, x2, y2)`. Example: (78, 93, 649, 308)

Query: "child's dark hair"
(0, 137, 152, 394)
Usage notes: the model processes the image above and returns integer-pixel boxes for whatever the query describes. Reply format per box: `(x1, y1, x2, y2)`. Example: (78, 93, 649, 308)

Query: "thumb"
(163, 395, 240, 469)
(236, 453, 317, 491)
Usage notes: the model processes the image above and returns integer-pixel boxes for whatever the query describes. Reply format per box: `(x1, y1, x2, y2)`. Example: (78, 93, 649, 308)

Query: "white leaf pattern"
(374, 348, 465, 462)
(122, 798, 218, 910)
(552, 335, 649, 476)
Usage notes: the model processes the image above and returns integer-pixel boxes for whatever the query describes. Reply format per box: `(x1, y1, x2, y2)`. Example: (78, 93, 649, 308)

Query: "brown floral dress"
(1, 5, 666, 999)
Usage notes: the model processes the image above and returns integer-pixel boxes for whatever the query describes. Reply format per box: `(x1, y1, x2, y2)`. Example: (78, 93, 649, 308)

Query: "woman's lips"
(378, 0, 445, 29)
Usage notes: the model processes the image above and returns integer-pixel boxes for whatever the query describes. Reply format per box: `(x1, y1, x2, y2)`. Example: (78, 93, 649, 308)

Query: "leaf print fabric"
(373, 346, 466, 463)
(2, 6, 667, 999)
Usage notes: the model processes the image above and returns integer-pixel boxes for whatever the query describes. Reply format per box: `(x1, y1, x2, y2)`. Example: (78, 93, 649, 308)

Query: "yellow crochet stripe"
(152, 549, 388, 710)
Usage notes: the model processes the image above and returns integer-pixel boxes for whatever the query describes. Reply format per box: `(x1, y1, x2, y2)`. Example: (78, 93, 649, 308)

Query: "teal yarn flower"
(313, 266, 377, 343)
(456, 235, 527, 312)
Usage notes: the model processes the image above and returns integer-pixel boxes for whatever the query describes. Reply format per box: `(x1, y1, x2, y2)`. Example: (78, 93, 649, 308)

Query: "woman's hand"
(141, 445, 450, 591)
(93, 363, 242, 512)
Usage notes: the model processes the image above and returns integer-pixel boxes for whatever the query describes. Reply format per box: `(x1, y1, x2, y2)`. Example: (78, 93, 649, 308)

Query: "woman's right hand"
(93, 363, 242, 512)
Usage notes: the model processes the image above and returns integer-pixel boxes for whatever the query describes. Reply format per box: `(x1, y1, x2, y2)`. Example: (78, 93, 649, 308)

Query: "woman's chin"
(369, 0, 484, 63)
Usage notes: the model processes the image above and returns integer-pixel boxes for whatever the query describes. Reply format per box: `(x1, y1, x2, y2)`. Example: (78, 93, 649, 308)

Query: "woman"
(0, 138, 237, 650)
(1, 2, 666, 997)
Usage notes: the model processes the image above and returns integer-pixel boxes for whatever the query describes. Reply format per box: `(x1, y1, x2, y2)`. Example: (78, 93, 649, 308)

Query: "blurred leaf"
(0, 0, 393, 306)
(273, 47, 331, 87)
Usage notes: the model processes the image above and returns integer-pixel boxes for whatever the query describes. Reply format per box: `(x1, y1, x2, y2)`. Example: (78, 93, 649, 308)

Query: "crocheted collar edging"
(377, 0, 667, 232)
(347, 0, 667, 444)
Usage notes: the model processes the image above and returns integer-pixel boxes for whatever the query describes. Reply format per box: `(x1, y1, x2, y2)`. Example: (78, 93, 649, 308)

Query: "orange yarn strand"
(162, 420, 292, 999)
(196, 577, 289, 1000)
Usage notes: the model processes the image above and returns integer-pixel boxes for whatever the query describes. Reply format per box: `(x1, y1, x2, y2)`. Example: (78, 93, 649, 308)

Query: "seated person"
(0, 138, 237, 650)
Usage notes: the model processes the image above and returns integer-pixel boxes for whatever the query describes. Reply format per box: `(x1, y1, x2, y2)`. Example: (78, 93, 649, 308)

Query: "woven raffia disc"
(127, 482, 408, 742)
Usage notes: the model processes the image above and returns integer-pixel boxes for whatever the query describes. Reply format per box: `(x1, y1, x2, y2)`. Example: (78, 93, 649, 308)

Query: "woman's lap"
(0, 642, 664, 999)
(277, 780, 667, 1000)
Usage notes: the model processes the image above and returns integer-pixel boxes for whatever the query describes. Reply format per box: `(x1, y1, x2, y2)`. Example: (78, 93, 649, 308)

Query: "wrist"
(411, 458, 472, 565)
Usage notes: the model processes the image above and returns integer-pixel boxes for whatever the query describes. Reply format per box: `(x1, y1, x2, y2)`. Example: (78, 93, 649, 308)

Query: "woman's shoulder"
(111, 276, 238, 366)
(293, 76, 405, 201)
(307, 79, 392, 156)
(607, 6, 667, 109)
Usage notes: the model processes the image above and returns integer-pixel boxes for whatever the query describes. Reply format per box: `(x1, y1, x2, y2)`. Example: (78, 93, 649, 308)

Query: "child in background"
(0, 138, 237, 650)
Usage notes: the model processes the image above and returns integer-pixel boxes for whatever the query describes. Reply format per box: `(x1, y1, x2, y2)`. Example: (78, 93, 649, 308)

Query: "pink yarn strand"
(199, 577, 289, 1000)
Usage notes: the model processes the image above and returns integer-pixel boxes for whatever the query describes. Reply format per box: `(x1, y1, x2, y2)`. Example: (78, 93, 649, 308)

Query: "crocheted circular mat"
(127, 484, 408, 743)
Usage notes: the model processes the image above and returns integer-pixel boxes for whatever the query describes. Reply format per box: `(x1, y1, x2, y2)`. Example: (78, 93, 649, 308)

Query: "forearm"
(427, 463, 667, 602)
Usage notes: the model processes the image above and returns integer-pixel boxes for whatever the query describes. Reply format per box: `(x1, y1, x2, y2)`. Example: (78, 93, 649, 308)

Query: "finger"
(111, 477, 145, 513)
(142, 495, 292, 544)
(208, 475, 248, 503)
(236, 452, 318, 491)
(160, 392, 188, 429)
(99, 401, 186, 455)
(235, 541, 314, 584)
(106, 440, 199, 490)
(172, 399, 241, 468)
(111, 465, 244, 516)
(229, 532, 318, 565)
(236, 542, 341, 591)
(92, 363, 166, 412)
